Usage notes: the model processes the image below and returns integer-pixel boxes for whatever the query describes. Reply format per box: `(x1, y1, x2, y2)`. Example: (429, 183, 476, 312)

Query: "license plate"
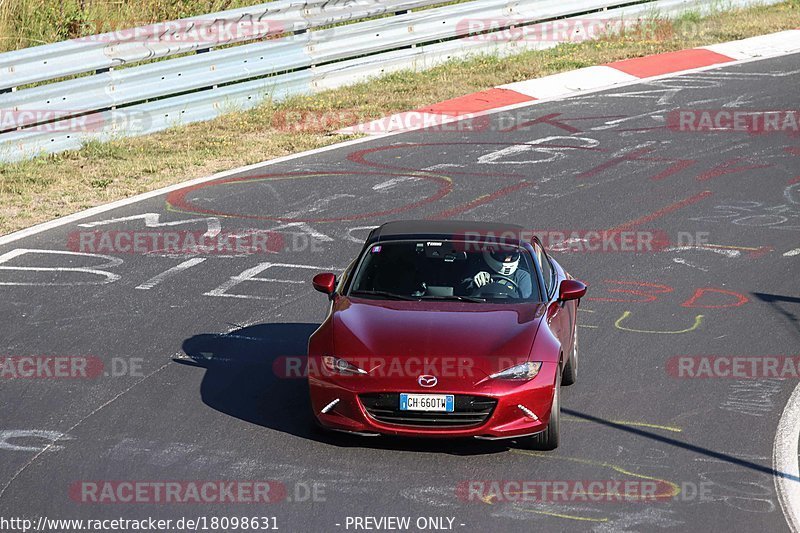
(399, 393, 454, 412)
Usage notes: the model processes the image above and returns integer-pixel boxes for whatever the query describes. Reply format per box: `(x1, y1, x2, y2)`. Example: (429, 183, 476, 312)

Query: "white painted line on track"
(135, 257, 206, 290)
(774, 382, 800, 533)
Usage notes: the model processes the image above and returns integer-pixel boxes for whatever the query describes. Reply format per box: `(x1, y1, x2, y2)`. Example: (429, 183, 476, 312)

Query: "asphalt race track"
(1, 53, 799, 532)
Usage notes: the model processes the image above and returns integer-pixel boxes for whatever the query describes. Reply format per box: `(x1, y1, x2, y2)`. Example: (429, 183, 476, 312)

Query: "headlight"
(490, 362, 542, 380)
(322, 355, 367, 375)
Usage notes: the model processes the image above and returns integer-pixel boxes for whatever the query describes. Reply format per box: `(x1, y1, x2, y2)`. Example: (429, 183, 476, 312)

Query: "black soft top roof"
(365, 220, 526, 245)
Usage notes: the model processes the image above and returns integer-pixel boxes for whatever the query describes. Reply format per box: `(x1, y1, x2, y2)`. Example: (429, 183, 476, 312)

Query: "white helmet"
(483, 247, 520, 276)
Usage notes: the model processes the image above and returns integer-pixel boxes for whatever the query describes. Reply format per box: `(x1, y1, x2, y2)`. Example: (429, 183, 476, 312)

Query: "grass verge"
(1, 1, 799, 235)
(0, 0, 256, 52)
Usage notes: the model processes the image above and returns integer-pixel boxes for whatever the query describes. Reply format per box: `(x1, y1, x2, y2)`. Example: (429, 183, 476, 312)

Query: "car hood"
(331, 298, 546, 380)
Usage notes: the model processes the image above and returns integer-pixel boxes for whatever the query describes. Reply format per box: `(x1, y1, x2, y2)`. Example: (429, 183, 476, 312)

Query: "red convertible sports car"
(307, 220, 586, 449)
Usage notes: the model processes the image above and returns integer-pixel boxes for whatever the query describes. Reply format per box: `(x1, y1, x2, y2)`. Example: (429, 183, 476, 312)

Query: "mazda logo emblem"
(418, 375, 437, 387)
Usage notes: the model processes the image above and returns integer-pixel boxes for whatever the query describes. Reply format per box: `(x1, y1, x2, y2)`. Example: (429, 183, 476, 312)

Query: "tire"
(519, 370, 561, 451)
(562, 329, 578, 386)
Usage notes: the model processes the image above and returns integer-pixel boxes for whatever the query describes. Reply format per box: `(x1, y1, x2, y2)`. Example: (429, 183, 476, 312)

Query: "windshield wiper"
(349, 290, 417, 301)
(419, 295, 486, 303)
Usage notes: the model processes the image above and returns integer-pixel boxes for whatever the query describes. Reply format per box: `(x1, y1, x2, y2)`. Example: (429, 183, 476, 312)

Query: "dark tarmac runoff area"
(0, 53, 799, 532)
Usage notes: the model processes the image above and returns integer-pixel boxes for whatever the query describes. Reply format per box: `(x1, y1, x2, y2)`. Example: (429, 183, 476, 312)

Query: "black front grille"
(359, 393, 496, 427)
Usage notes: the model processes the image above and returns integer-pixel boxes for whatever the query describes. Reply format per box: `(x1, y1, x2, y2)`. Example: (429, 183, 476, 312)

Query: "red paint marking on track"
(503, 114, 628, 133)
(499, 113, 625, 134)
(500, 113, 666, 133)
(578, 147, 653, 179)
(503, 112, 582, 134)
(609, 191, 714, 232)
(747, 246, 774, 259)
(415, 88, 533, 116)
(785, 147, 800, 156)
(578, 146, 696, 180)
(347, 142, 603, 178)
(607, 49, 735, 78)
(651, 159, 697, 181)
(585, 280, 674, 303)
(696, 157, 773, 181)
(788, 176, 800, 185)
(347, 144, 528, 179)
(165, 171, 453, 223)
(681, 287, 749, 309)
(428, 181, 534, 220)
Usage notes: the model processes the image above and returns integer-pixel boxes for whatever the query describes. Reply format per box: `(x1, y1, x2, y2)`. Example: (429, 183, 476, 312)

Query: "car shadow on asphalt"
(752, 292, 800, 337)
(563, 408, 800, 482)
(177, 322, 509, 456)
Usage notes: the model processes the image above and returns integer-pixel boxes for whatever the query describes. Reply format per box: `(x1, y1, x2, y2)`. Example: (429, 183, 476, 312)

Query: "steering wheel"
(476, 274, 522, 298)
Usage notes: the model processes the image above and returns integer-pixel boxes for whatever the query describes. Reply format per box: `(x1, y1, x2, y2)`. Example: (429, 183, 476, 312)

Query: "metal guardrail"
(0, 0, 445, 90)
(0, 0, 630, 129)
(0, 0, 779, 162)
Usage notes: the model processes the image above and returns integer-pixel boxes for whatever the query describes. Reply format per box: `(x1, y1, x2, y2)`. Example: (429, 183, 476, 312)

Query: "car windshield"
(348, 239, 542, 303)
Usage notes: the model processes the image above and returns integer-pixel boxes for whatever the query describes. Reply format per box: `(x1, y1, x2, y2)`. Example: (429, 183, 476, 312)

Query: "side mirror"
(312, 273, 336, 295)
(558, 279, 587, 301)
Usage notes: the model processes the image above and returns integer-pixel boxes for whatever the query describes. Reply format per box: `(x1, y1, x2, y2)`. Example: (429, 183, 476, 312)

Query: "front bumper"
(309, 369, 557, 439)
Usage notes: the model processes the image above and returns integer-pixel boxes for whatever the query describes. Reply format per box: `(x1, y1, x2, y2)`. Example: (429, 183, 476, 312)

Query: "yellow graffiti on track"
(614, 311, 704, 334)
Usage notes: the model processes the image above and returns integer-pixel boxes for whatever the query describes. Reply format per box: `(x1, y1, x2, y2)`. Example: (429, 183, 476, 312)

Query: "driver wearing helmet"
(464, 246, 533, 298)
